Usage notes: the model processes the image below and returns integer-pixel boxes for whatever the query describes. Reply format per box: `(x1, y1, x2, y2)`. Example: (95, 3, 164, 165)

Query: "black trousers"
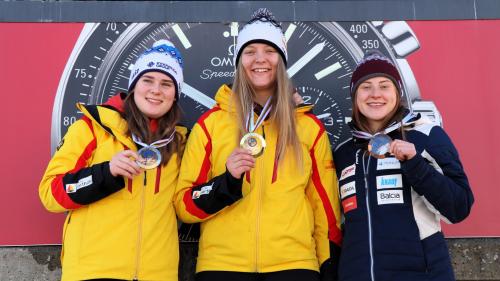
(196, 269, 320, 281)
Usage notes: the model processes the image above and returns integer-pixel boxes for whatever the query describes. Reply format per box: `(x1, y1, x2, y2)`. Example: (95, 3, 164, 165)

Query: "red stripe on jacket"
(306, 113, 342, 245)
(50, 116, 96, 210)
(194, 107, 220, 185)
(155, 167, 161, 194)
(183, 190, 210, 219)
(183, 107, 220, 219)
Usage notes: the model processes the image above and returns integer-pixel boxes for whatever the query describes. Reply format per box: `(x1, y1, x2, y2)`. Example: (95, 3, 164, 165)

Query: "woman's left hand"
(390, 139, 417, 161)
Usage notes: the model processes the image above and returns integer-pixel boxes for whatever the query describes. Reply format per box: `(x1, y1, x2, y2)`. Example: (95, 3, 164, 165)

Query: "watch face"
(54, 21, 421, 242)
(53, 21, 420, 153)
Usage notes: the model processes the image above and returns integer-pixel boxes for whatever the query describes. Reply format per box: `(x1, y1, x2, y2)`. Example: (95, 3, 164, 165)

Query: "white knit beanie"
(234, 8, 288, 66)
(128, 40, 184, 97)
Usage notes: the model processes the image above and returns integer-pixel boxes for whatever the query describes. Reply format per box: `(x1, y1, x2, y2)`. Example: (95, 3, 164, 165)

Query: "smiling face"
(240, 43, 279, 94)
(133, 71, 176, 119)
(355, 76, 399, 132)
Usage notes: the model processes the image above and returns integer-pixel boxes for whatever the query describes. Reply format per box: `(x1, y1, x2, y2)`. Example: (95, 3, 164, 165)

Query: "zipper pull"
(143, 171, 147, 186)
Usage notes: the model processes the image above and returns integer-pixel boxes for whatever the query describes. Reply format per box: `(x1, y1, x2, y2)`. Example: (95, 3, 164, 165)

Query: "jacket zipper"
(362, 151, 375, 281)
(134, 171, 147, 280)
(254, 124, 266, 272)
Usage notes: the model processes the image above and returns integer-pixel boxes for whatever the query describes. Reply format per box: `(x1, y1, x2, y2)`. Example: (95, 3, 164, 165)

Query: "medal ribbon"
(245, 97, 273, 133)
(352, 113, 420, 140)
(132, 130, 176, 148)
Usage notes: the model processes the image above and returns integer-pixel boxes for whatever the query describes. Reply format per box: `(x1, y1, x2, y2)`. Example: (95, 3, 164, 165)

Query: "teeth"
(253, 69, 269, 72)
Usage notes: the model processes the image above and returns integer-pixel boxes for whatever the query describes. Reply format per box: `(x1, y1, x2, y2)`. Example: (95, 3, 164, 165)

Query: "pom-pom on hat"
(234, 8, 288, 66)
(350, 50, 403, 98)
(128, 40, 184, 97)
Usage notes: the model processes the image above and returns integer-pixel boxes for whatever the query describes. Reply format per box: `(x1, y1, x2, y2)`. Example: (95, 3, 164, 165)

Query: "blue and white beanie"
(234, 8, 288, 66)
(128, 40, 184, 97)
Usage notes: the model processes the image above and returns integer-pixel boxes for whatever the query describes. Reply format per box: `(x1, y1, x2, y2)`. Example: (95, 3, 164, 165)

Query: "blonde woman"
(175, 9, 342, 281)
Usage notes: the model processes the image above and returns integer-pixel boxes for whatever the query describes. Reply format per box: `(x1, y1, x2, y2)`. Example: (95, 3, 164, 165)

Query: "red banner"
(0, 20, 498, 245)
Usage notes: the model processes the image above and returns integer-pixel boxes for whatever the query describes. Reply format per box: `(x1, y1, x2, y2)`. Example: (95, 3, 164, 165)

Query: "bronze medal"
(368, 133, 392, 159)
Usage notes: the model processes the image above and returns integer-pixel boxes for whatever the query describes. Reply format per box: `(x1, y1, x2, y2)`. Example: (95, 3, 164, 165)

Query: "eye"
(244, 49, 255, 55)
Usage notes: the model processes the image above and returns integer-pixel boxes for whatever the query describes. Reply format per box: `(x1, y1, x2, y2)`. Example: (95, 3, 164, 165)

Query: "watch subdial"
(297, 86, 350, 148)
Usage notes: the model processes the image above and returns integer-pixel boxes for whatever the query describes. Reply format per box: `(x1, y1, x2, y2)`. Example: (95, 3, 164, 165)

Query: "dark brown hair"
(123, 92, 183, 166)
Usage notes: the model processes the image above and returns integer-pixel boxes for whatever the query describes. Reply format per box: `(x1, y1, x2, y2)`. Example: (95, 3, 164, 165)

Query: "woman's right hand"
(109, 150, 143, 180)
(226, 148, 255, 179)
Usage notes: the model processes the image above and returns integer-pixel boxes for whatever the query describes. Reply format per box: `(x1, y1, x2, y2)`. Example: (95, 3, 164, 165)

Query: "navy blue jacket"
(334, 119, 474, 281)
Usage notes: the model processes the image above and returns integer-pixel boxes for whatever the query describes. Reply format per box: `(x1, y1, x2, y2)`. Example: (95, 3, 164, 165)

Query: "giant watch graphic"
(53, 21, 441, 241)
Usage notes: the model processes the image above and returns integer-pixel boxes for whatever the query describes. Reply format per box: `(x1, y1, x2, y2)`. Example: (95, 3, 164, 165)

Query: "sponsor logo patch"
(193, 183, 214, 199)
(376, 174, 403, 189)
(377, 157, 401, 170)
(65, 175, 93, 194)
(340, 181, 356, 199)
(340, 164, 356, 180)
(199, 183, 214, 196)
(192, 190, 201, 200)
(65, 184, 76, 193)
(342, 196, 357, 213)
(377, 189, 404, 205)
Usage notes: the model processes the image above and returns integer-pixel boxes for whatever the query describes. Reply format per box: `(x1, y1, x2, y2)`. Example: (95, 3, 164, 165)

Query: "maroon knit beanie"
(350, 51, 403, 98)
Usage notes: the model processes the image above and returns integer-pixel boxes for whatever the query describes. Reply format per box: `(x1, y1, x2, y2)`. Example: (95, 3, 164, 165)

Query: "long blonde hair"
(231, 56, 302, 166)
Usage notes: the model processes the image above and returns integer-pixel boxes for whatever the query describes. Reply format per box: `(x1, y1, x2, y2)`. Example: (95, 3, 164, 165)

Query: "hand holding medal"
(226, 148, 255, 179)
(109, 150, 143, 180)
(240, 98, 272, 158)
(352, 113, 420, 159)
(389, 139, 416, 161)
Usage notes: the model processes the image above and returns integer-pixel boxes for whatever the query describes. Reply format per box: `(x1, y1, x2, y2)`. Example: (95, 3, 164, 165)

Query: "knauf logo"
(148, 61, 155, 67)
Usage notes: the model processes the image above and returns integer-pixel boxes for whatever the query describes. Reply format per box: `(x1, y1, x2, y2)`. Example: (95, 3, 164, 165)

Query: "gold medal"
(240, 132, 266, 157)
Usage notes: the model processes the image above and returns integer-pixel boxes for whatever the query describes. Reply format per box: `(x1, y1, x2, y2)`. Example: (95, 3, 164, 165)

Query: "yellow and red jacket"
(175, 85, 342, 276)
(39, 94, 186, 281)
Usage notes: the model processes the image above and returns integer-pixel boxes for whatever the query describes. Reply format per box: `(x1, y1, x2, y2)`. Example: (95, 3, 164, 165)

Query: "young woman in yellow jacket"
(175, 9, 342, 281)
(39, 40, 186, 281)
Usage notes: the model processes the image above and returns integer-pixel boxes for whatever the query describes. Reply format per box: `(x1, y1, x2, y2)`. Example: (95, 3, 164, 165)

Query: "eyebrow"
(141, 74, 173, 83)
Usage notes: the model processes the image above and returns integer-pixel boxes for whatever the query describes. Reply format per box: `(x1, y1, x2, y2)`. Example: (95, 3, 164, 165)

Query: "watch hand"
(316, 113, 331, 120)
(182, 83, 216, 109)
(287, 41, 325, 78)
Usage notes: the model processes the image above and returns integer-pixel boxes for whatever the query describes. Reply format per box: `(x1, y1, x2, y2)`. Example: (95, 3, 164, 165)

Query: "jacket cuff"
(401, 153, 430, 183)
(223, 169, 244, 200)
(102, 161, 125, 192)
(320, 242, 341, 281)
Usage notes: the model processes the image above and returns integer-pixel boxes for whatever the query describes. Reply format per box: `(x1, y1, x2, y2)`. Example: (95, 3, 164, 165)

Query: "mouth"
(367, 102, 386, 107)
(146, 97, 163, 104)
(252, 68, 270, 73)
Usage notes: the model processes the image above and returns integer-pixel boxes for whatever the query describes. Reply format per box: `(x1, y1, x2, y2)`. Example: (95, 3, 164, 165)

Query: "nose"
(150, 82, 161, 94)
(255, 50, 266, 62)
(370, 87, 382, 98)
